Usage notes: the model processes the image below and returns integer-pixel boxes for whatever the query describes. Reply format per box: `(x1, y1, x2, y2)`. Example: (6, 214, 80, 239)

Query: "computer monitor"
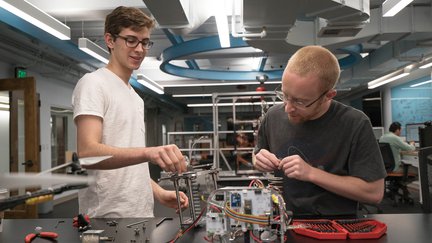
(419, 125, 432, 148)
(372, 127, 384, 140)
(406, 123, 425, 143)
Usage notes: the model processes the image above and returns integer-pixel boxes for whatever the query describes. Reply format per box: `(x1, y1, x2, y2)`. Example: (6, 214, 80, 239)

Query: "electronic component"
(230, 193, 241, 207)
(215, 194, 224, 201)
(206, 186, 291, 242)
(206, 212, 227, 235)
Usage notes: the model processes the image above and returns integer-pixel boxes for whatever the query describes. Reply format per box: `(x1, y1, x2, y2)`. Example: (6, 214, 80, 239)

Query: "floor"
(39, 182, 426, 219)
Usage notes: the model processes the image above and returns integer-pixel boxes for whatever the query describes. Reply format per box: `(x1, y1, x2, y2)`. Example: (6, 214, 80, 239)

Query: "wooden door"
(0, 77, 40, 218)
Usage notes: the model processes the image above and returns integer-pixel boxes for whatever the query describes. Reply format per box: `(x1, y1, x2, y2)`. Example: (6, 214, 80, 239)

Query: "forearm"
(308, 168, 384, 204)
(78, 141, 152, 170)
(151, 180, 163, 202)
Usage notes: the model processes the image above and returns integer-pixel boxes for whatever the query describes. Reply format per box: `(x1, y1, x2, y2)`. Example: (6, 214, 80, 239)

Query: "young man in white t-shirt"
(72, 6, 188, 218)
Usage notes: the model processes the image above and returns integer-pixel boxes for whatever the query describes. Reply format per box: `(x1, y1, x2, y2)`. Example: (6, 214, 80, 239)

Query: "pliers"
(25, 226, 58, 243)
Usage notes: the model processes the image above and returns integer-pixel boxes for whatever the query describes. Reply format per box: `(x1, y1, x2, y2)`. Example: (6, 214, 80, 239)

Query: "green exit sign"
(15, 67, 27, 78)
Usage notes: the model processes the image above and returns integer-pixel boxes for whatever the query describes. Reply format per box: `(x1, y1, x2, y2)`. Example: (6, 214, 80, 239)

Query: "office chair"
(378, 142, 416, 206)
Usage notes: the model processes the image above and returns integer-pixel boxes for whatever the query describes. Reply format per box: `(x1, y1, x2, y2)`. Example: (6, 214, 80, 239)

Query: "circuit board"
(206, 186, 290, 242)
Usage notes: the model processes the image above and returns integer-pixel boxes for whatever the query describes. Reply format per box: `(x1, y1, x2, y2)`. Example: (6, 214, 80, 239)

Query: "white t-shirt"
(72, 67, 154, 218)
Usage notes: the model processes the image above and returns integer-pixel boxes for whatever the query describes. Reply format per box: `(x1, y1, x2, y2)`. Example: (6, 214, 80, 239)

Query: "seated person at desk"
(254, 46, 386, 218)
(379, 122, 416, 173)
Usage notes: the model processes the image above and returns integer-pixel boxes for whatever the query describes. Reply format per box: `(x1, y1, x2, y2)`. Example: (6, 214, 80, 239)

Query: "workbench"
(1, 213, 431, 242)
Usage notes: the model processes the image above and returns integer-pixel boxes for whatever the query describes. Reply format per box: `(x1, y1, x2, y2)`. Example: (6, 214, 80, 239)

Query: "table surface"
(401, 150, 419, 156)
(1, 213, 431, 242)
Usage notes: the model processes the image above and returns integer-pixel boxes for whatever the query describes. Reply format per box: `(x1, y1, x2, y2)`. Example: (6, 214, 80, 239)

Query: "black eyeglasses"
(275, 88, 328, 109)
(114, 34, 154, 50)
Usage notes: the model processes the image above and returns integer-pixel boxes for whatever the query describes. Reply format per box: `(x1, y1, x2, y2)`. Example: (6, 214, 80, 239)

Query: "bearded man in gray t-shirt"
(254, 46, 386, 218)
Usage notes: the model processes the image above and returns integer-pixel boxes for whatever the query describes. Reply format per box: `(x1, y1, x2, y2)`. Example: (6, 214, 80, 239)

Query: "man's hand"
(254, 149, 280, 172)
(155, 189, 189, 213)
(147, 145, 186, 173)
(278, 155, 314, 181)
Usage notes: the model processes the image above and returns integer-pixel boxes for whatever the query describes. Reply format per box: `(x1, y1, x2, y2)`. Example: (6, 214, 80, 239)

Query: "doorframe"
(0, 77, 39, 218)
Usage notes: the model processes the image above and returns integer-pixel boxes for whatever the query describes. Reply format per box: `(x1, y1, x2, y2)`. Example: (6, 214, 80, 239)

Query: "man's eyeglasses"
(275, 87, 328, 109)
(114, 34, 154, 50)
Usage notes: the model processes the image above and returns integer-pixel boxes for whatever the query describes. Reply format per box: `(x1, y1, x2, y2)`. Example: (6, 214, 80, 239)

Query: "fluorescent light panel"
(382, 0, 413, 17)
(172, 94, 212, 98)
(0, 0, 70, 40)
(188, 101, 284, 107)
(78, 38, 109, 64)
(368, 71, 409, 89)
(410, 80, 432, 87)
(137, 74, 164, 94)
(419, 62, 432, 69)
(163, 80, 281, 88)
(360, 52, 369, 58)
(214, 2, 230, 48)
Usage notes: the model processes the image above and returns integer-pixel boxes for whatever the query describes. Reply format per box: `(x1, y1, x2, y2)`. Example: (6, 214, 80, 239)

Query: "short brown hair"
(105, 6, 155, 36)
(286, 46, 340, 90)
(389, 122, 402, 133)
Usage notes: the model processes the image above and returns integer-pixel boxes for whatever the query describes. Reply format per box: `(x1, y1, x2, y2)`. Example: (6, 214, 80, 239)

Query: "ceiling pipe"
(231, 0, 266, 38)
(393, 41, 424, 62)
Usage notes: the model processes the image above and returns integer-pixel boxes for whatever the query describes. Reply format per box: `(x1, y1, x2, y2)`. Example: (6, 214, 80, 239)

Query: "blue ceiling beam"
(0, 8, 94, 61)
(338, 44, 363, 70)
(258, 57, 268, 72)
(161, 35, 284, 81)
(162, 28, 199, 70)
(161, 35, 362, 81)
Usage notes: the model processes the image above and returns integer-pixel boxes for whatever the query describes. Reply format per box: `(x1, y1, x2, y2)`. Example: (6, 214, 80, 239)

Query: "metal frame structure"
(212, 91, 279, 174)
(159, 165, 219, 228)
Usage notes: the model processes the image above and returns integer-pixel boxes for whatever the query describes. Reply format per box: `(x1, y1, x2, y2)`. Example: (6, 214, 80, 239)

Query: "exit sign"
(15, 67, 27, 78)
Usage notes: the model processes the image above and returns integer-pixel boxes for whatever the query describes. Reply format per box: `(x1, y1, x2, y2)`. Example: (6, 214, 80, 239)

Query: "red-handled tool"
(25, 227, 58, 243)
(73, 214, 91, 231)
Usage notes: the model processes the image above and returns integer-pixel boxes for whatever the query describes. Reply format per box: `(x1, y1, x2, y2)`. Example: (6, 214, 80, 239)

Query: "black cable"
(0, 183, 88, 211)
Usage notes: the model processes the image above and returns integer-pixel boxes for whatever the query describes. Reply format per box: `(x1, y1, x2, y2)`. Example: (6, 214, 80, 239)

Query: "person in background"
(254, 45, 386, 218)
(72, 6, 188, 218)
(379, 122, 416, 172)
(235, 133, 254, 169)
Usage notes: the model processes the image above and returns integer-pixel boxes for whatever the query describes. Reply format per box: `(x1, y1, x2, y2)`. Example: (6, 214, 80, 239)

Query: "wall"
(391, 76, 432, 126)
(0, 60, 77, 172)
(0, 109, 9, 173)
(0, 60, 77, 213)
(0, 62, 13, 173)
(33, 72, 77, 172)
(379, 73, 432, 135)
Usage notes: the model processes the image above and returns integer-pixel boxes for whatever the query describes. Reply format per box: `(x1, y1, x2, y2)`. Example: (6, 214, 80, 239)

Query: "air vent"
(318, 26, 363, 37)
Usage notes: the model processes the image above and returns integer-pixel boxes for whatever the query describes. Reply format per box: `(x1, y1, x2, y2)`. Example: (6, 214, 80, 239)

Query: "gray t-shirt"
(256, 100, 386, 217)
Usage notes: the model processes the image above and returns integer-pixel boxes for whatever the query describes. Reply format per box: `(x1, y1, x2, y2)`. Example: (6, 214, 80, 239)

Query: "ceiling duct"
(242, 0, 370, 53)
(143, 0, 213, 36)
(317, 18, 365, 37)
